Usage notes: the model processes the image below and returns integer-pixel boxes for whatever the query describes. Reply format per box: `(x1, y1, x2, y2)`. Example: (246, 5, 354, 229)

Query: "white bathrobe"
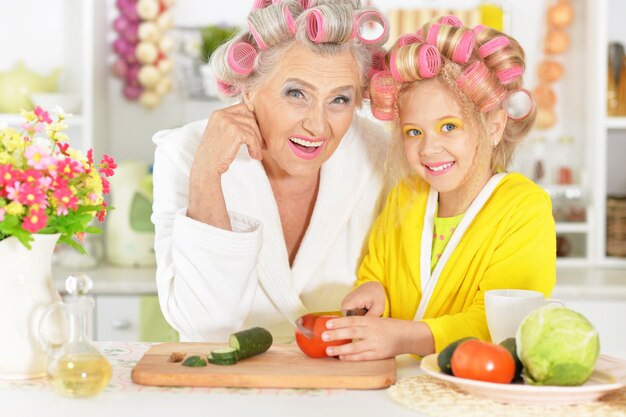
(151, 115, 388, 342)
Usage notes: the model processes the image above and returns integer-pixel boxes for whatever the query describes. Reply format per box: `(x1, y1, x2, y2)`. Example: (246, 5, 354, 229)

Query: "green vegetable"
(229, 327, 273, 360)
(500, 337, 523, 381)
(210, 347, 239, 362)
(437, 337, 476, 375)
(516, 306, 600, 386)
(208, 356, 237, 366)
(181, 355, 207, 367)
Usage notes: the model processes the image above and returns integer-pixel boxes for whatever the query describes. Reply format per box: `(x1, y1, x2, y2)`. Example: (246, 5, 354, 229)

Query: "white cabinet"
(95, 295, 141, 342)
(591, 0, 626, 267)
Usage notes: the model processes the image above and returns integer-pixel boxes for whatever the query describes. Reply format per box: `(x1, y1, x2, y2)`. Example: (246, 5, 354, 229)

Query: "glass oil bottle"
(46, 274, 112, 397)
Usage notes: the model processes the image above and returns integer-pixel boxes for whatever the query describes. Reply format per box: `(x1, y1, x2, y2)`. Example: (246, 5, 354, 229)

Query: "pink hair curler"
(426, 23, 441, 46)
(497, 65, 524, 85)
(368, 49, 388, 78)
(251, 0, 281, 10)
(227, 42, 258, 75)
(457, 60, 506, 112)
(473, 24, 487, 35)
(355, 10, 388, 45)
(420, 44, 442, 78)
(369, 71, 401, 121)
(283, 4, 296, 35)
(389, 49, 402, 81)
(398, 33, 421, 47)
(452, 30, 475, 64)
(307, 9, 325, 43)
(502, 88, 535, 120)
(389, 43, 441, 82)
(478, 36, 510, 59)
(438, 15, 463, 27)
(216, 79, 242, 96)
(248, 20, 268, 50)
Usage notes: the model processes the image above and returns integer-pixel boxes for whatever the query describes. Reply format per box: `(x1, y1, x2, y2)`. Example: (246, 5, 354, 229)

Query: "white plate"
(420, 353, 626, 405)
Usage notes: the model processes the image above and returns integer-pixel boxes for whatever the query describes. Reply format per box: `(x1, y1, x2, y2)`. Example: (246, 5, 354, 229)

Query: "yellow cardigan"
(355, 173, 556, 352)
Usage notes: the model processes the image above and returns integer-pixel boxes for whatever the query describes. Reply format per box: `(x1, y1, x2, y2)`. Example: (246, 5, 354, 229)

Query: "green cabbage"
(516, 306, 600, 386)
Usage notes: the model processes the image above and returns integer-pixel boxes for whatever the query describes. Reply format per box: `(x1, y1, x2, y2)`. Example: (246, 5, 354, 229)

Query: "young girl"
(322, 17, 556, 360)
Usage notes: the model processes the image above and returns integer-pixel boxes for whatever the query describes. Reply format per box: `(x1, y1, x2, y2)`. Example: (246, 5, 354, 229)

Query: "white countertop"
(1, 342, 624, 417)
(52, 263, 626, 299)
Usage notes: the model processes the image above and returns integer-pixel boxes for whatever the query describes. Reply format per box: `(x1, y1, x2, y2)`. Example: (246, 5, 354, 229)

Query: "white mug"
(484, 289, 562, 343)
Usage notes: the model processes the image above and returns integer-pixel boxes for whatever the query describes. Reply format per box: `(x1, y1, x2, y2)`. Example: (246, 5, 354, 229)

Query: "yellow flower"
(85, 169, 104, 196)
(45, 121, 69, 136)
(5, 202, 25, 216)
(2, 131, 26, 153)
(0, 151, 12, 164)
(20, 109, 36, 123)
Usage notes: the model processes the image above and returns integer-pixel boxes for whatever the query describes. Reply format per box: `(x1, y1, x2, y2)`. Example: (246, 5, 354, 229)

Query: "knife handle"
(345, 308, 368, 316)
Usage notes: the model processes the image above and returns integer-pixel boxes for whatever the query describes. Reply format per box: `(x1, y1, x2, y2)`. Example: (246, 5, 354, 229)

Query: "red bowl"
(295, 313, 351, 358)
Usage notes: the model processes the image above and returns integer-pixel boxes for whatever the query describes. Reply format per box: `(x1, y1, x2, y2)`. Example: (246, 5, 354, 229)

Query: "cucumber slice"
(208, 356, 237, 366)
(210, 347, 239, 362)
(229, 327, 273, 360)
(181, 355, 207, 367)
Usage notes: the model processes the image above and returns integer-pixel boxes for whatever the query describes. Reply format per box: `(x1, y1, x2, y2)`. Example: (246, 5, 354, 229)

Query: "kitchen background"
(1, 0, 625, 349)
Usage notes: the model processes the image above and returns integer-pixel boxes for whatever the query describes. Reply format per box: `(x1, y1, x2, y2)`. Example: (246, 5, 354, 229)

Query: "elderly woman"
(151, 0, 390, 342)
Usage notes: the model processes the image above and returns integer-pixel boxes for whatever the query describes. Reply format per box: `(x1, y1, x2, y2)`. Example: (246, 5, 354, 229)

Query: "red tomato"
(295, 314, 350, 358)
(450, 339, 515, 384)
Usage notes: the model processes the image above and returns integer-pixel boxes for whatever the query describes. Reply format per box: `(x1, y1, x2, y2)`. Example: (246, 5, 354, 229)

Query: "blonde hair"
(372, 18, 536, 188)
(210, 0, 389, 102)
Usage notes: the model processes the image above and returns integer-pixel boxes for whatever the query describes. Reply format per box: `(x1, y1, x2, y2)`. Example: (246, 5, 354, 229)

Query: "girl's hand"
(340, 281, 386, 318)
(193, 102, 265, 179)
(322, 317, 434, 361)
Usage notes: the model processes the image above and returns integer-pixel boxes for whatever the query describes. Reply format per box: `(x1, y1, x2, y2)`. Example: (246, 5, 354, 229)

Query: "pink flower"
(18, 182, 47, 207)
(0, 164, 19, 187)
(87, 148, 94, 165)
(38, 176, 53, 190)
(75, 232, 86, 243)
(99, 154, 117, 177)
(24, 144, 54, 170)
(96, 201, 107, 222)
(21, 169, 43, 184)
(56, 142, 70, 156)
(22, 208, 48, 233)
(34, 106, 53, 124)
(53, 187, 79, 215)
(57, 157, 84, 178)
(101, 177, 110, 194)
(6, 181, 22, 201)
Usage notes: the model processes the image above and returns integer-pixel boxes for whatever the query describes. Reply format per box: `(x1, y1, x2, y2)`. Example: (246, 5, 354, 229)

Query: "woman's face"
(245, 43, 361, 179)
(399, 78, 492, 199)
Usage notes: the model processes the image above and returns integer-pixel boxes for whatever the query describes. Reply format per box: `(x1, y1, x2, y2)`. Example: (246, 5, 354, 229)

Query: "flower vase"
(0, 234, 63, 379)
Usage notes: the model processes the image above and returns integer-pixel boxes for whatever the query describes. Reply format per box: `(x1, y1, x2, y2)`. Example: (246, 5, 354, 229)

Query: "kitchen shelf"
(556, 222, 590, 234)
(0, 112, 84, 126)
(556, 258, 592, 268)
(607, 117, 626, 130)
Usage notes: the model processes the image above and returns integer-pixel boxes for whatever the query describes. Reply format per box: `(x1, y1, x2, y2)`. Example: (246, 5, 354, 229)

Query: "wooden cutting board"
(131, 342, 396, 389)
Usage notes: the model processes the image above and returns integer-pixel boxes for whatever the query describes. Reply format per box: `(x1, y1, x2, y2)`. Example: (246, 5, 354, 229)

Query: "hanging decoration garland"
(112, 0, 176, 109)
(533, 0, 574, 130)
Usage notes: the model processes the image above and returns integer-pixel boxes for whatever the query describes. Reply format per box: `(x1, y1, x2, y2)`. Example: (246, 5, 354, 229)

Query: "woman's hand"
(322, 317, 434, 361)
(340, 281, 386, 317)
(195, 103, 265, 178)
(188, 103, 265, 229)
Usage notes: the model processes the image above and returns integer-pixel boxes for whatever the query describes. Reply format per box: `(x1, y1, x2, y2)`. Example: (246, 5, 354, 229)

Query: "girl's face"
(245, 43, 361, 179)
(399, 78, 493, 202)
